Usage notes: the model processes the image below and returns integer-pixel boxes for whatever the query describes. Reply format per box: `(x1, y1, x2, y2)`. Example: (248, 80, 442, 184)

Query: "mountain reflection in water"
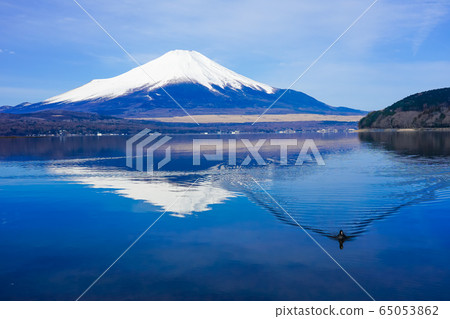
(42, 131, 449, 250)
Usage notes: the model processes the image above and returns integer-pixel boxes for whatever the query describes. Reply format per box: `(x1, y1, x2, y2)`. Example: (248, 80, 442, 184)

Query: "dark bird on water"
(337, 230, 347, 250)
(337, 230, 347, 240)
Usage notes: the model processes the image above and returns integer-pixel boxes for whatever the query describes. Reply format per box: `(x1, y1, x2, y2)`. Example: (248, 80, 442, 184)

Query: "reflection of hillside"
(0, 136, 128, 160)
(358, 131, 450, 157)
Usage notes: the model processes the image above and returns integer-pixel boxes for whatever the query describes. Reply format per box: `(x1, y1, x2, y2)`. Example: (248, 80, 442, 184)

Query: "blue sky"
(1, 0, 449, 110)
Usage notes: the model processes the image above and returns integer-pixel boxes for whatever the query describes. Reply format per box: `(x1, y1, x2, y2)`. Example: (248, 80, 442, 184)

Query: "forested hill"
(359, 88, 450, 129)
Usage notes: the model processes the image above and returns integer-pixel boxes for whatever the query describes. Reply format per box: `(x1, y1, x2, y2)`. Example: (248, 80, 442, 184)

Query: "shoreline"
(356, 127, 450, 132)
(127, 113, 364, 123)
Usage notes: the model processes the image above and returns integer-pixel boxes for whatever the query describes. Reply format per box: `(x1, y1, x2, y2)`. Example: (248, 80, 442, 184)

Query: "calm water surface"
(0, 132, 449, 300)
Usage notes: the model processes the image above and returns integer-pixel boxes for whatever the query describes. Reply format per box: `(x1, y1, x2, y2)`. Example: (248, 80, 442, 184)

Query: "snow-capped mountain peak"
(45, 50, 275, 103)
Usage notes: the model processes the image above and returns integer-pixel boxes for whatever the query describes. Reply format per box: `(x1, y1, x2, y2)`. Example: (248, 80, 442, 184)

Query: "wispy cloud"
(0, 48, 15, 54)
(412, 0, 449, 54)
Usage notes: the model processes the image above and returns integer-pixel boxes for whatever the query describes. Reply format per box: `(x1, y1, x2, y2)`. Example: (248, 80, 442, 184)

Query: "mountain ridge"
(1, 50, 365, 118)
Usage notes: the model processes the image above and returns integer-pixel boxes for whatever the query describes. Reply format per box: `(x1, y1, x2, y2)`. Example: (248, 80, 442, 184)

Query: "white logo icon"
(126, 129, 172, 174)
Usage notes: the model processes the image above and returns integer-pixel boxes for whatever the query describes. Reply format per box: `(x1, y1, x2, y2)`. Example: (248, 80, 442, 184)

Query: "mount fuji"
(2, 50, 364, 118)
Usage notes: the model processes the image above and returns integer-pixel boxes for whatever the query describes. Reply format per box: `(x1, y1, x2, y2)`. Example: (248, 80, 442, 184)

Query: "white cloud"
(411, 0, 449, 54)
(0, 48, 14, 54)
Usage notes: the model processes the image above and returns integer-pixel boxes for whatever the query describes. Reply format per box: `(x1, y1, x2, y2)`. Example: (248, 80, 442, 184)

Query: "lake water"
(0, 131, 449, 301)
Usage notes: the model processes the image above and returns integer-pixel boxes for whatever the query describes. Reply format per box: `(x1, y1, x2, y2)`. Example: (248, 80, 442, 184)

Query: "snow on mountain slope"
(45, 50, 275, 104)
